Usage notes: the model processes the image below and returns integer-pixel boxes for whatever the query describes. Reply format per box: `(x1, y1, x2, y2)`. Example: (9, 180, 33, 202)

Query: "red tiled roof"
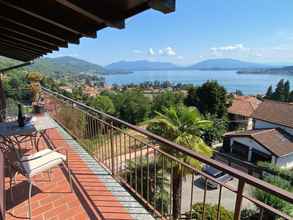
(252, 99, 293, 128)
(228, 96, 262, 117)
(225, 128, 293, 157)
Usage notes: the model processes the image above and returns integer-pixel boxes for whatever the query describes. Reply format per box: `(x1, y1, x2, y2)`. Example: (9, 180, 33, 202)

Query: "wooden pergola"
(0, 0, 175, 61)
(0, 2, 175, 218)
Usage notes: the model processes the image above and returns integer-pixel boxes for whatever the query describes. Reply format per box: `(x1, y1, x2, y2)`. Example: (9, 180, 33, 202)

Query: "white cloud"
(148, 48, 155, 56)
(210, 44, 249, 52)
(165, 47, 176, 56)
(132, 49, 142, 54)
(177, 55, 184, 60)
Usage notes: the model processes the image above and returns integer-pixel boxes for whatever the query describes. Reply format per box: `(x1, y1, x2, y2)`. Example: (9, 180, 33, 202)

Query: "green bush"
(186, 203, 233, 220)
(257, 161, 293, 184)
(240, 208, 258, 220)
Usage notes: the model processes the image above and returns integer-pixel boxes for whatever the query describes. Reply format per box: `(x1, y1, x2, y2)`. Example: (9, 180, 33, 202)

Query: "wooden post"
(0, 73, 6, 122)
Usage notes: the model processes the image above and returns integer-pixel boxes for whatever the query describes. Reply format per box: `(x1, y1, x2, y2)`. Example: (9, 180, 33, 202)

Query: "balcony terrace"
(0, 88, 292, 220)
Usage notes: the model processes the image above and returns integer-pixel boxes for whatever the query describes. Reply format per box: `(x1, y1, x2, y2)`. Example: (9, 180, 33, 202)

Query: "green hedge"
(257, 162, 293, 184)
(185, 203, 233, 220)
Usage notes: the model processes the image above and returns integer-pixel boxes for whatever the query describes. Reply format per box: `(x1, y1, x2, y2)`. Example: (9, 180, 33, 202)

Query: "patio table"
(0, 114, 57, 152)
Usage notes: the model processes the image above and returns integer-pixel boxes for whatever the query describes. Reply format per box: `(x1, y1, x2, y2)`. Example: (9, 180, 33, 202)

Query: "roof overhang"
(0, 0, 175, 61)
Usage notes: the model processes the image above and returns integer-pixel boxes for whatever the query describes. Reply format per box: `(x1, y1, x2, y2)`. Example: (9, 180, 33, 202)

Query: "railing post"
(110, 124, 116, 176)
(234, 179, 245, 220)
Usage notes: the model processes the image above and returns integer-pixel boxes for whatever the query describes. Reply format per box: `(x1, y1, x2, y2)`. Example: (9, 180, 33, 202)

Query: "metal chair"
(0, 143, 73, 219)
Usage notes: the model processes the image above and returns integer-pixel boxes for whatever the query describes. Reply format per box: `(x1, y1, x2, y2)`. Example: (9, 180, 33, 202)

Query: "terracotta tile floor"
(5, 127, 134, 220)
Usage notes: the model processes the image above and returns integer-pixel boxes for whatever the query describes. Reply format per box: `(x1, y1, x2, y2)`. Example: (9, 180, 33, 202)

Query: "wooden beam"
(0, 36, 50, 54)
(0, 0, 97, 38)
(0, 24, 68, 48)
(0, 46, 35, 61)
(0, 29, 59, 51)
(54, 0, 125, 29)
(0, 40, 45, 56)
(149, 0, 176, 14)
(0, 16, 74, 44)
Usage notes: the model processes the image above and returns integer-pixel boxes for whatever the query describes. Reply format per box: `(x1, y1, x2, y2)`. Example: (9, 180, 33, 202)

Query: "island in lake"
(237, 66, 293, 76)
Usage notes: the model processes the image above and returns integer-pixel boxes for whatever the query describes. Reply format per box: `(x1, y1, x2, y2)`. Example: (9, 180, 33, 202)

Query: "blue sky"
(48, 0, 293, 66)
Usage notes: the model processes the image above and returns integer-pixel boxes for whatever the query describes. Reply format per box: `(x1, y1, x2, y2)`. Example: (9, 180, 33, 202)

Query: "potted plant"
(27, 71, 44, 113)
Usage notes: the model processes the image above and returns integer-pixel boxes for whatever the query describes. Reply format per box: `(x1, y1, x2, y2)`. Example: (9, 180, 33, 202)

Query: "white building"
(224, 100, 293, 169)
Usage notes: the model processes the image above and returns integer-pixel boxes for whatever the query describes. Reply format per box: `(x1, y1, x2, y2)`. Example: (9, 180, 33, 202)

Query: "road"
(181, 174, 254, 213)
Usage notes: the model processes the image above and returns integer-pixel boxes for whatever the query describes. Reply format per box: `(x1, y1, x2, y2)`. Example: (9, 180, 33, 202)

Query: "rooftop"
(252, 99, 293, 128)
(225, 128, 293, 157)
(228, 95, 262, 117)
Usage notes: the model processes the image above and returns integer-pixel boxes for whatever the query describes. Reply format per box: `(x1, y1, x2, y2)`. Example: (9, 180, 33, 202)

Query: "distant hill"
(187, 58, 269, 70)
(30, 56, 108, 76)
(105, 60, 179, 71)
(106, 58, 270, 71)
(238, 66, 293, 75)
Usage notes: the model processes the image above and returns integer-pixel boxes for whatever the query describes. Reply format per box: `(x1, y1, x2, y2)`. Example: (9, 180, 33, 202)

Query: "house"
(224, 100, 293, 169)
(228, 95, 262, 130)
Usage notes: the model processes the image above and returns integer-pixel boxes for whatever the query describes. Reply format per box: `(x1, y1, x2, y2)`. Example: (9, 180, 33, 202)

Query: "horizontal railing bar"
(42, 87, 293, 204)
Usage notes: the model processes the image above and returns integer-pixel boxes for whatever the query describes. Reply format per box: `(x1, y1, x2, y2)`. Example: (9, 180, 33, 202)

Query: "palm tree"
(147, 106, 213, 219)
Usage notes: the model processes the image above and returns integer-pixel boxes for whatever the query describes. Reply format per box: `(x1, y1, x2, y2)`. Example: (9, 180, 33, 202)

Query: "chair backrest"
(0, 142, 24, 176)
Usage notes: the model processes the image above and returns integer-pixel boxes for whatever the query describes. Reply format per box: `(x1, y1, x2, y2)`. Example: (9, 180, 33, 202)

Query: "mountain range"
(0, 56, 275, 77)
(106, 58, 270, 71)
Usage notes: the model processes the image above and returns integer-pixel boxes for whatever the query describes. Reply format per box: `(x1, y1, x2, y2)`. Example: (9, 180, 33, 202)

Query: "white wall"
(254, 120, 293, 135)
(231, 137, 272, 155)
(276, 153, 293, 169)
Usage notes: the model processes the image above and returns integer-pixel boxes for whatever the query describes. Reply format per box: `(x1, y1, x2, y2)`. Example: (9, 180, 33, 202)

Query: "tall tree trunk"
(172, 167, 182, 220)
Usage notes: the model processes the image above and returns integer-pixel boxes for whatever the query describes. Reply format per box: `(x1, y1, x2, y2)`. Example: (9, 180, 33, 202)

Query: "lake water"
(104, 70, 293, 95)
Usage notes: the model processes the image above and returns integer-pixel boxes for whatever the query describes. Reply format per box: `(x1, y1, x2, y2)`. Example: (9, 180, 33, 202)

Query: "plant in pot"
(27, 71, 44, 113)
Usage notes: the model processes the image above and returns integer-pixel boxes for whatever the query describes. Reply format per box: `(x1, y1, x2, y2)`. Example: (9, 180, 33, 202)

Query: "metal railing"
(42, 87, 293, 220)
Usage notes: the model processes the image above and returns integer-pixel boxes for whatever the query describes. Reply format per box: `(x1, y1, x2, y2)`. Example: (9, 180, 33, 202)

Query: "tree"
(284, 80, 290, 101)
(265, 85, 273, 99)
(252, 175, 293, 219)
(147, 106, 213, 219)
(88, 95, 115, 115)
(185, 81, 230, 118)
(272, 79, 285, 101)
(202, 114, 228, 146)
(185, 86, 198, 107)
(152, 91, 184, 114)
(112, 90, 151, 124)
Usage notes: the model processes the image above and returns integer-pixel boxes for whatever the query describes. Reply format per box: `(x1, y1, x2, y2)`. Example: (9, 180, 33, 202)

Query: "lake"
(104, 70, 293, 95)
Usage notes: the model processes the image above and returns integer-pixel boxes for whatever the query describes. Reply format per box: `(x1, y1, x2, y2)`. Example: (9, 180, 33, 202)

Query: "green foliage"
(126, 158, 170, 214)
(147, 106, 213, 167)
(147, 106, 213, 219)
(240, 208, 258, 220)
(186, 203, 233, 220)
(265, 85, 273, 98)
(185, 81, 230, 118)
(252, 175, 293, 217)
(266, 79, 292, 102)
(151, 91, 184, 114)
(202, 114, 228, 145)
(87, 95, 115, 115)
(111, 90, 151, 124)
(257, 161, 293, 184)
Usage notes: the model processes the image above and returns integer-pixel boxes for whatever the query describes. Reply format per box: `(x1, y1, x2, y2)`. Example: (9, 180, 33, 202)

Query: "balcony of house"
(0, 95, 154, 220)
(0, 88, 293, 220)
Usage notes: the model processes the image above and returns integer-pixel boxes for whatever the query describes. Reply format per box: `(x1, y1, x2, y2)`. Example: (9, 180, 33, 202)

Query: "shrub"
(257, 161, 293, 184)
(240, 208, 258, 220)
(186, 203, 233, 220)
